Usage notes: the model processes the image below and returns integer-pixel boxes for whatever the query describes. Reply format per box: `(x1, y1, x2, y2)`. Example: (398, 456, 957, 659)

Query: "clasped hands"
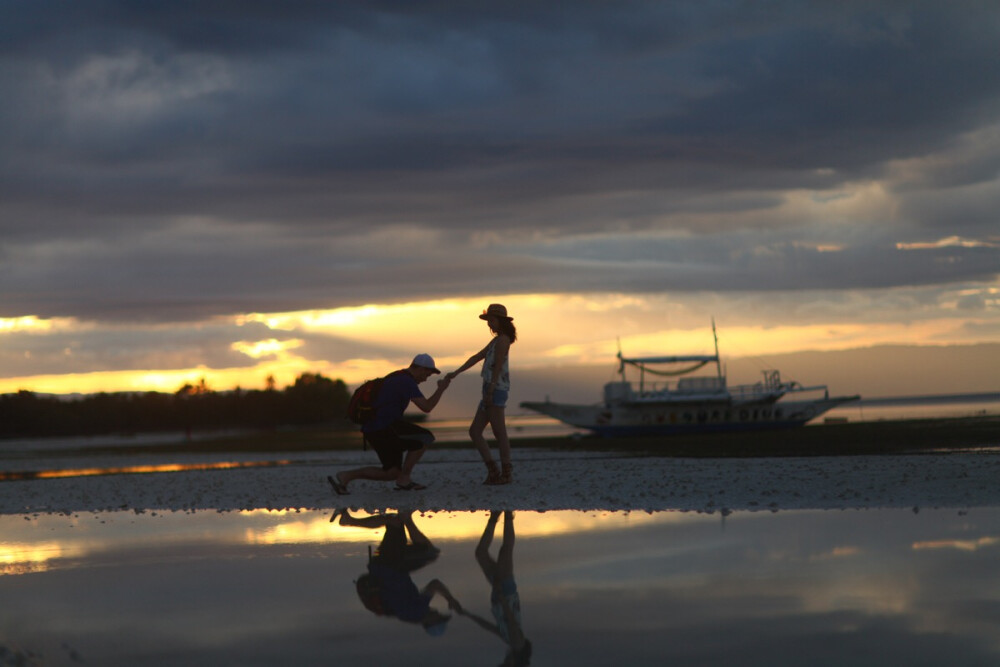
(438, 370, 458, 388)
(437, 370, 462, 392)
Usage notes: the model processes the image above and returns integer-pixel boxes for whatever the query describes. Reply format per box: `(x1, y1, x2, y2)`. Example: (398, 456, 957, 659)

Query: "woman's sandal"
(484, 462, 512, 485)
(483, 460, 501, 485)
(497, 462, 513, 485)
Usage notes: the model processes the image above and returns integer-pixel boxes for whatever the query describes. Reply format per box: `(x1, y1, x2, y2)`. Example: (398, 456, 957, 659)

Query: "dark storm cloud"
(516, 232, 1000, 292)
(2, 1, 999, 321)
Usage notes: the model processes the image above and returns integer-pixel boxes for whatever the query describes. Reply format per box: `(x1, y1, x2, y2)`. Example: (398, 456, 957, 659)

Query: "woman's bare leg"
(497, 510, 515, 579)
(469, 404, 495, 465)
(487, 406, 511, 467)
(475, 510, 500, 582)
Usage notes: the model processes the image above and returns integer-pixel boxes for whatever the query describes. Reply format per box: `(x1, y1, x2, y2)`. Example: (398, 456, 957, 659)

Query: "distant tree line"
(0, 372, 351, 439)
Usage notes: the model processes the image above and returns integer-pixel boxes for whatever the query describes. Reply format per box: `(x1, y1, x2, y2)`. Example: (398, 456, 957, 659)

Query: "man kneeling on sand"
(329, 354, 451, 493)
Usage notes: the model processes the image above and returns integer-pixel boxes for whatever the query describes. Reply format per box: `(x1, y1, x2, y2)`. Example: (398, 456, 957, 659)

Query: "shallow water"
(3, 507, 1000, 666)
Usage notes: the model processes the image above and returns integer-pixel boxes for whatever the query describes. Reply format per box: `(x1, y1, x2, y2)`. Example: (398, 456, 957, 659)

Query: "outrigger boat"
(520, 323, 859, 437)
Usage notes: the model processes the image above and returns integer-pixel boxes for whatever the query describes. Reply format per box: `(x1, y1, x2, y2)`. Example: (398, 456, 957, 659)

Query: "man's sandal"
(327, 475, 349, 495)
(394, 481, 428, 491)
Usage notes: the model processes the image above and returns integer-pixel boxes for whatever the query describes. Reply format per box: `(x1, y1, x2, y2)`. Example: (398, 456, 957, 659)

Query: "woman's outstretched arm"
(446, 344, 489, 378)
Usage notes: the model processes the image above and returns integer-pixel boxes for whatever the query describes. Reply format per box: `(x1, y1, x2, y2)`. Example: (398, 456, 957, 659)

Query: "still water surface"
(2, 507, 999, 666)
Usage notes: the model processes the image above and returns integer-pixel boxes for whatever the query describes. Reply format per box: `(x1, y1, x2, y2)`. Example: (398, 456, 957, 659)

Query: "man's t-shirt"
(362, 371, 423, 432)
(368, 562, 431, 623)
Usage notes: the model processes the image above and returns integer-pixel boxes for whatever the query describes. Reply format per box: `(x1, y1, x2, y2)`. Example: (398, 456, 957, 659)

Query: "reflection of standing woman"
(447, 304, 517, 485)
(459, 511, 532, 666)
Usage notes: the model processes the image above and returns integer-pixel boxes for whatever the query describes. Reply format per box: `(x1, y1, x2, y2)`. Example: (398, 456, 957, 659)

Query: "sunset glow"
(0, 316, 80, 333)
(0, 541, 85, 576)
(2, 291, 995, 398)
(912, 536, 1000, 552)
(244, 509, 682, 545)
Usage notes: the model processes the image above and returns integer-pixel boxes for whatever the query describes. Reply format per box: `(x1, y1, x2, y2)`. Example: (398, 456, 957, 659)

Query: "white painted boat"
(520, 323, 859, 437)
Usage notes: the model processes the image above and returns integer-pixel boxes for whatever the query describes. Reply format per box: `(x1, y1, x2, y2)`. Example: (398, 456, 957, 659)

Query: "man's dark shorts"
(365, 420, 435, 471)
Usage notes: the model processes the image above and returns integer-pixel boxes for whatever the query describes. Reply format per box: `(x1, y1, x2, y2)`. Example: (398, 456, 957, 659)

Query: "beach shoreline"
(1, 415, 998, 516)
(3, 414, 998, 459)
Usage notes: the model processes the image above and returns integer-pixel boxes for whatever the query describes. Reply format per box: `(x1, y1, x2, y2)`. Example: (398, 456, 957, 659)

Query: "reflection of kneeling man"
(339, 510, 461, 636)
(329, 354, 450, 493)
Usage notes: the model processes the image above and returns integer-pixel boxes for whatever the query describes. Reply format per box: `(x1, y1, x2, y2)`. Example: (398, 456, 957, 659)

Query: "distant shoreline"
(853, 391, 1000, 406)
(2, 414, 997, 461)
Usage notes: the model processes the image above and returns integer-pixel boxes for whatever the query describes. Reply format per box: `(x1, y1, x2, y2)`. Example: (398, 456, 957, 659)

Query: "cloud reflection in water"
(0, 508, 998, 665)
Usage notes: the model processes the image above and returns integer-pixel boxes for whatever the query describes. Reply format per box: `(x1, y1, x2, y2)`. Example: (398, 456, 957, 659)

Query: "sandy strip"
(3, 449, 1000, 515)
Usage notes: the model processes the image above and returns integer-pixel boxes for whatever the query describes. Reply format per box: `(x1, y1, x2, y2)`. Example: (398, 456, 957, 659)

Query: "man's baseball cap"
(411, 353, 440, 374)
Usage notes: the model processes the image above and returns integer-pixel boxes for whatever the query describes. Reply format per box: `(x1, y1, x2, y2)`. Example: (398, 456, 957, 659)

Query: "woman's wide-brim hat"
(479, 303, 513, 321)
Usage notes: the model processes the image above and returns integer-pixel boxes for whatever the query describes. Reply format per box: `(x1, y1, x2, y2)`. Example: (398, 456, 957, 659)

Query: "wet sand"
(2, 447, 999, 516)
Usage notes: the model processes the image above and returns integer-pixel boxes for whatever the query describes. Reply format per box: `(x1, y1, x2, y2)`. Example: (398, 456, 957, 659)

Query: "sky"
(1, 1, 998, 407)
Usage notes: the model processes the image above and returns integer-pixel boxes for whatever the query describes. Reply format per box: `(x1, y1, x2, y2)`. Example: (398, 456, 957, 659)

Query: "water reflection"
(331, 508, 533, 664)
(2, 508, 1000, 665)
(334, 508, 460, 635)
(465, 511, 532, 667)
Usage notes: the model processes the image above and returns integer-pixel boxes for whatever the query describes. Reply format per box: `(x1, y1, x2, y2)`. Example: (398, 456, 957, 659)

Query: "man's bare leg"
(334, 465, 400, 492)
(402, 511, 434, 549)
(395, 446, 427, 487)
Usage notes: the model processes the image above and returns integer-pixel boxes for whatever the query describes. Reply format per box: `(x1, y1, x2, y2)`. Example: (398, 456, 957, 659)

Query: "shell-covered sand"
(4, 449, 1000, 515)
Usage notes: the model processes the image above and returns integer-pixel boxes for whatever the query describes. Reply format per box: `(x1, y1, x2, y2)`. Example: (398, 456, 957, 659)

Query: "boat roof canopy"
(619, 355, 719, 364)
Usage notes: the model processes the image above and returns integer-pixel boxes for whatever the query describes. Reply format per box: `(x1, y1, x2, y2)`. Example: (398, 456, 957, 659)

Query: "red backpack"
(355, 574, 387, 615)
(346, 370, 407, 425)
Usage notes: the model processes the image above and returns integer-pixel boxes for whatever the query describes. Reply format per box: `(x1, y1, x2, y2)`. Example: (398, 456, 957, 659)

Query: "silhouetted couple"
(336, 509, 531, 664)
(330, 303, 519, 494)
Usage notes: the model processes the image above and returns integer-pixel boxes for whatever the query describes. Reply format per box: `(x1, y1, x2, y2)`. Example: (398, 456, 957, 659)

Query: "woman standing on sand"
(447, 304, 517, 485)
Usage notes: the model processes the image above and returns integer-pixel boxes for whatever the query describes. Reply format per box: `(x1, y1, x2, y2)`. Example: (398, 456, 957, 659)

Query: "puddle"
(2, 508, 1000, 666)
(0, 459, 295, 482)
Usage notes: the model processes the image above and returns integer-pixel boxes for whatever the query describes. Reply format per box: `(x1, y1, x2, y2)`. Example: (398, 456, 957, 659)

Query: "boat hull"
(520, 396, 859, 437)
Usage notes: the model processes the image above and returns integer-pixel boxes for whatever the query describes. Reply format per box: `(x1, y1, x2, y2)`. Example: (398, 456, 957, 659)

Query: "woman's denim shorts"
(480, 382, 509, 409)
